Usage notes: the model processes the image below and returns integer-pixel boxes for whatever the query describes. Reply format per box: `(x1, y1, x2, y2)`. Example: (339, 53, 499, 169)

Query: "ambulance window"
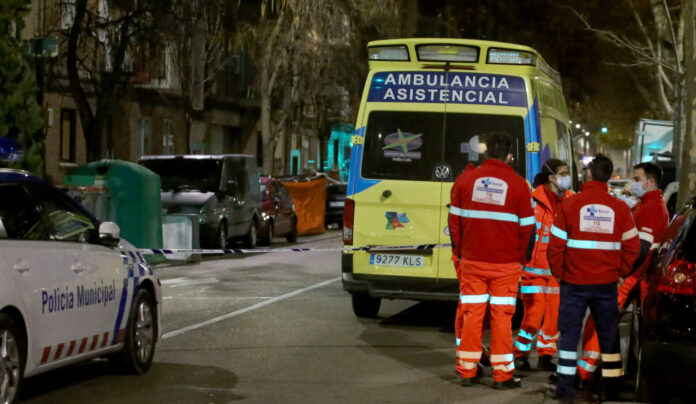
(362, 111, 444, 181)
(444, 113, 526, 178)
(0, 184, 49, 240)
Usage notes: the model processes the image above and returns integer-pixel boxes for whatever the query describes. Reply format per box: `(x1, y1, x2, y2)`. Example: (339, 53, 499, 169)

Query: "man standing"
(449, 132, 534, 389)
(577, 162, 669, 383)
(548, 154, 640, 402)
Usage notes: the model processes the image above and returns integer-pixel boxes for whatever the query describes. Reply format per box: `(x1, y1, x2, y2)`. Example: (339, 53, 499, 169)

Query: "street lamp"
(575, 123, 581, 129)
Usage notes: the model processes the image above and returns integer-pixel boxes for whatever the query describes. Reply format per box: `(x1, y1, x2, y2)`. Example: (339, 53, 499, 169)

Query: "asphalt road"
(21, 231, 644, 404)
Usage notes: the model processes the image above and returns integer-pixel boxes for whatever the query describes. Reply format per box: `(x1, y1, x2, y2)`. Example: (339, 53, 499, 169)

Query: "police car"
(0, 169, 161, 403)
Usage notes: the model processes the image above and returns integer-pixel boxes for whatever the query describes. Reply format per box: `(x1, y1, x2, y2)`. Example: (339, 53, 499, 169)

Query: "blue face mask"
(557, 175, 572, 191)
(631, 181, 646, 198)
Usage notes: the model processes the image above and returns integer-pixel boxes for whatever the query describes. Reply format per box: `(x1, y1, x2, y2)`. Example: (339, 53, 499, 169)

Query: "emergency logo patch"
(385, 211, 410, 230)
(472, 176, 508, 206)
(580, 204, 615, 234)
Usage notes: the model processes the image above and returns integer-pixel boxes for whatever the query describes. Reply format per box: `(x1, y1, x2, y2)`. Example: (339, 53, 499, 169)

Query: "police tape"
(138, 243, 452, 256)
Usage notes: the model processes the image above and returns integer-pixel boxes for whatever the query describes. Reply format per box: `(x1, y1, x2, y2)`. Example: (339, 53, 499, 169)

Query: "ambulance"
(342, 38, 573, 317)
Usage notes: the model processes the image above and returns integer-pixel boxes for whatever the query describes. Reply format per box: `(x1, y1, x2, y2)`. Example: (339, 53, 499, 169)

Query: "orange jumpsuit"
(514, 185, 571, 359)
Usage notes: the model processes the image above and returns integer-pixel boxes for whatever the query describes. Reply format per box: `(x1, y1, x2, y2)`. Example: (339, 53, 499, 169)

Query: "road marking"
(161, 277, 220, 286)
(162, 277, 340, 340)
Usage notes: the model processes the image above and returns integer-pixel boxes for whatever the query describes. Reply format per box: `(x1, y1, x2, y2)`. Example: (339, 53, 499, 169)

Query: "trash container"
(63, 159, 163, 262)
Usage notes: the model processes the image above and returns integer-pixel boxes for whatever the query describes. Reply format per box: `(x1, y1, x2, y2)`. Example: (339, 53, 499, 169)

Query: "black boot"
(493, 376, 522, 390)
(537, 354, 557, 371)
(514, 356, 531, 371)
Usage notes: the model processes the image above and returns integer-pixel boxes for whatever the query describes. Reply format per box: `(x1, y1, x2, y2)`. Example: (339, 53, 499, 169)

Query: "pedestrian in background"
(513, 159, 573, 372)
(548, 154, 640, 402)
(449, 132, 535, 389)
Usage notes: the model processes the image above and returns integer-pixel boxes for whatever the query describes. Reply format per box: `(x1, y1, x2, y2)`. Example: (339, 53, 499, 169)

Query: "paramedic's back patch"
(580, 204, 615, 234)
(472, 177, 508, 206)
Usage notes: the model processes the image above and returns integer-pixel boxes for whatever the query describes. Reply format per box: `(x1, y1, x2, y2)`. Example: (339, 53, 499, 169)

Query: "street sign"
(20, 37, 59, 59)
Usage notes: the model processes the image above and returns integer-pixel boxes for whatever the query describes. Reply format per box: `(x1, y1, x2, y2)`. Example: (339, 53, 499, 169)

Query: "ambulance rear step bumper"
(341, 272, 458, 302)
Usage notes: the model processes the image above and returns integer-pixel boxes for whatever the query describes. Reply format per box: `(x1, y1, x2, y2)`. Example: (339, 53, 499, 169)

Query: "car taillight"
(658, 259, 696, 295)
(343, 198, 354, 245)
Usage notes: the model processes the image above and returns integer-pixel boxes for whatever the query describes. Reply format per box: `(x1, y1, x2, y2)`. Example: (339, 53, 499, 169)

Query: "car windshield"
(142, 159, 222, 192)
(361, 111, 525, 181)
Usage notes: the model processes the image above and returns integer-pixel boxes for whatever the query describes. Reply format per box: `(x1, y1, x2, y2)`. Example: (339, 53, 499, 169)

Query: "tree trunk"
(677, 0, 696, 206)
(260, 64, 274, 175)
(66, 0, 99, 161)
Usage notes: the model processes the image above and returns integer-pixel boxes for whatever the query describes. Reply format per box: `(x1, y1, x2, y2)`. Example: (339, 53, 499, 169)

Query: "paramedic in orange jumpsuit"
(513, 159, 573, 372)
(449, 132, 534, 389)
(577, 162, 669, 384)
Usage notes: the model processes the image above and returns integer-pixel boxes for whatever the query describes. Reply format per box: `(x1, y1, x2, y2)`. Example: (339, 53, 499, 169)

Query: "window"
(0, 184, 48, 240)
(163, 119, 175, 154)
(60, 109, 76, 162)
(61, 0, 76, 30)
(140, 117, 152, 156)
(362, 111, 525, 181)
(25, 183, 96, 243)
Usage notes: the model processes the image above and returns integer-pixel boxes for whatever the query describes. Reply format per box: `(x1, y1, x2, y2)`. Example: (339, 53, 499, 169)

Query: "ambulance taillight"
(343, 198, 355, 245)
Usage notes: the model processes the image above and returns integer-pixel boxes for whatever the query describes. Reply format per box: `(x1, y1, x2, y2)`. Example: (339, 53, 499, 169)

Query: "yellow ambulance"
(342, 38, 573, 317)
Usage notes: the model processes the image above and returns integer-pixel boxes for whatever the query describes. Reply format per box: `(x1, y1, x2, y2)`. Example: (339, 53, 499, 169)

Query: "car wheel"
(216, 221, 228, 249)
(286, 217, 298, 243)
(110, 289, 156, 374)
(0, 314, 25, 404)
(351, 293, 381, 318)
(244, 220, 257, 249)
(260, 221, 273, 246)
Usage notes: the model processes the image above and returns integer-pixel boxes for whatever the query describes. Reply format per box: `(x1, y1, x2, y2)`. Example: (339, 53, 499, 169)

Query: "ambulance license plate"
(370, 254, 423, 268)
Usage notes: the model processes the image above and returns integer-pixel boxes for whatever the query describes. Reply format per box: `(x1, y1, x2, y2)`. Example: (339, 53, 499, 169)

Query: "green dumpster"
(63, 159, 163, 262)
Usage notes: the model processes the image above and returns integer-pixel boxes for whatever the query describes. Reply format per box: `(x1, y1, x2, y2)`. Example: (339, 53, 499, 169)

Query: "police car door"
(0, 182, 87, 367)
(25, 183, 122, 364)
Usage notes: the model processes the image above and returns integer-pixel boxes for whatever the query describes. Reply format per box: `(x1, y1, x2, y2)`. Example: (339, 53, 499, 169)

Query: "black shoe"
(460, 376, 477, 387)
(548, 372, 558, 384)
(514, 357, 531, 371)
(493, 376, 522, 390)
(538, 354, 557, 371)
(544, 389, 574, 404)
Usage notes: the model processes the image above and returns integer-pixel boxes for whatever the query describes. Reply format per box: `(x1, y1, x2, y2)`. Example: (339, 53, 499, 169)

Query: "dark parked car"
(325, 182, 347, 229)
(139, 155, 261, 249)
(630, 196, 696, 402)
(259, 176, 297, 245)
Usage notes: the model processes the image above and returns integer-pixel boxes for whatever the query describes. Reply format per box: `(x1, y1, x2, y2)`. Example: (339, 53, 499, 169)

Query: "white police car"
(0, 169, 161, 403)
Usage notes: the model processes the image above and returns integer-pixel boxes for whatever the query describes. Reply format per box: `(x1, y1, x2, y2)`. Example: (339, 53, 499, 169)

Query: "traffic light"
(601, 126, 608, 134)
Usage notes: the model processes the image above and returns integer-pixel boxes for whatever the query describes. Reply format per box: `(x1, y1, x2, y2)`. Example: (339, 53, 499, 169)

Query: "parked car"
(325, 182, 347, 229)
(627, 196, 696, 402)
(0, 169, 161, 404)
(139, 155, 261, 249)
(259, 176, 298, 244)
(608, 179, 630, 197)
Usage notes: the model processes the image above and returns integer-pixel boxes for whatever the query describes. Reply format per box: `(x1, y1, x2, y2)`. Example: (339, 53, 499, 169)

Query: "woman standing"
(513, 159, 573, 371)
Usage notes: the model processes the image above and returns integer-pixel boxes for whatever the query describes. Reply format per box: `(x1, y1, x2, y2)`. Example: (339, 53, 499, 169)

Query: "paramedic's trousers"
(556, 282, 623, 401)
(456, 259, 520, 382)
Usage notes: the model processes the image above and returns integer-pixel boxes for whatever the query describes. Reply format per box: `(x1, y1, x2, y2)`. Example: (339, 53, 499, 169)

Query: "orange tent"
(281, 177, 326, 236)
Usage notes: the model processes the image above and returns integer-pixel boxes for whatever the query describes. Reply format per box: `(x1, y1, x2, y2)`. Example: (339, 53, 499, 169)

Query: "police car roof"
(0, 168, 42, 183)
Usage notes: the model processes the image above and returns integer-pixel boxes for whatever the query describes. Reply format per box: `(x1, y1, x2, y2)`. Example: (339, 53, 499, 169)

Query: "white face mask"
(631, 181, 646, 198)
(557, 175, 572, 191)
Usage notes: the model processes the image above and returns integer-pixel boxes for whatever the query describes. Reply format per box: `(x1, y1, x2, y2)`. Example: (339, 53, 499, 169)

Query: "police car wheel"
(351, 293, 381, 318)
(110, 290, 156, 374)
(0, 314, 25, 404)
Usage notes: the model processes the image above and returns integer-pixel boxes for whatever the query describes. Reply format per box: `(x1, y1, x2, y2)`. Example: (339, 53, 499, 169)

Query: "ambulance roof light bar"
(368, 45, 410, 61)
(416, 45, 478, 63)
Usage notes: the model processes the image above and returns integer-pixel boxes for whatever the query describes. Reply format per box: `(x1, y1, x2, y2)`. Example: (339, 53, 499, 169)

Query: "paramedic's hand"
(618, 277, 625, 287)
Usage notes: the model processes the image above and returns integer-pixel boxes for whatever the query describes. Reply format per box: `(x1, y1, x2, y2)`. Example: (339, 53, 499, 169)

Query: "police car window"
(25, 183, 96, 242)
(0, 184, 49, 240)
(444, 113, 525, 178)
(362, 111, 444, 181)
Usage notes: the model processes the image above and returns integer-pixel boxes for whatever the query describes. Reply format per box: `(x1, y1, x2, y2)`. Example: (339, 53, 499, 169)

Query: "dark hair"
(485, 132, 512, 160)
(634, 162, 662, 185)
(588, 154, 613, 183)
(533, 158, 567, 188)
